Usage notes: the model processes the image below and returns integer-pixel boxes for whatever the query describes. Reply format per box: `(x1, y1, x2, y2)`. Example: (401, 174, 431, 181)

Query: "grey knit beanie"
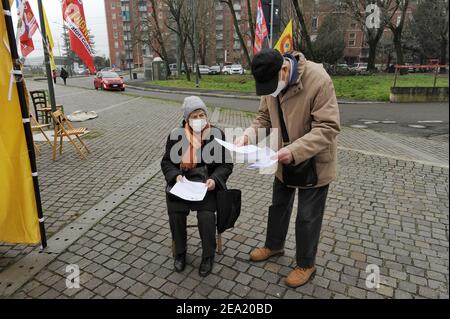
(182, 96, 208, 121)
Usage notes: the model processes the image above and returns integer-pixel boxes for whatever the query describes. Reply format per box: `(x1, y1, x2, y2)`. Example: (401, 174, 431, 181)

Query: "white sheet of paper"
(246, 147, 278, 169)
(169, 177, 208, 201)
(214, 138, 259, 154)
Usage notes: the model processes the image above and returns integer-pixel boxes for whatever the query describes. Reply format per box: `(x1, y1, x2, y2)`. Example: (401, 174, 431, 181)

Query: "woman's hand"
(206, 179, 216, 191)
(176, 175, 183, 183)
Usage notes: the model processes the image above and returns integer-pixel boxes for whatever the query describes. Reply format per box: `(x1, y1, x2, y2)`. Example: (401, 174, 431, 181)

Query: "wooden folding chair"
(29, 90, 64, 124)
(30, 114, 52, 155)
(51, 110, 90, 160)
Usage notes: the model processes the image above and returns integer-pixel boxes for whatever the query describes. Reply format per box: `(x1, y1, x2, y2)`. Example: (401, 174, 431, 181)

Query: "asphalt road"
(53, 76, 449, 140)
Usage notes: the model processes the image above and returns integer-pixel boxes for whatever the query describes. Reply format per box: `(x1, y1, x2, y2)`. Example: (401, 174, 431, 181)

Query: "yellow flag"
(0, 1, 40, 244)
(274, 20, 293, 54)
(42, 5, 56, 71)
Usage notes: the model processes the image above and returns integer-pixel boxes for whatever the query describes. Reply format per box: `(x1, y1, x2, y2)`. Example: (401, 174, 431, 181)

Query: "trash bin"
(132, 72, 138, 80)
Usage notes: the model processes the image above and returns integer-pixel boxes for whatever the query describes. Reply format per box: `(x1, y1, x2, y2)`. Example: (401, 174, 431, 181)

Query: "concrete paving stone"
(128, 282, 148, 297)
(93, 283, 115, 297)
(106, 288, 128, 299)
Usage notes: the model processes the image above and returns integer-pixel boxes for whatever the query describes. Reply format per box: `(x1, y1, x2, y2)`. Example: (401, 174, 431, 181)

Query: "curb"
(126, 84, 261, 101)
(125, 84, 387, 104)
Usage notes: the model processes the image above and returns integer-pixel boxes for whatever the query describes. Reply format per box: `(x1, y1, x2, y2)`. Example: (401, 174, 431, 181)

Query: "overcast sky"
(12, 0, 109, 60)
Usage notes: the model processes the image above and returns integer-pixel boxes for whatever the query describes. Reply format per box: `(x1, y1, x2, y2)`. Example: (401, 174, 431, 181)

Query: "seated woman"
(161, 96, 233, 277)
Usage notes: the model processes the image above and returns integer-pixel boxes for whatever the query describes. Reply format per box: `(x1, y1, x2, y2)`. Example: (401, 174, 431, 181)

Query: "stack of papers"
(169, 177, 208, 201)
(215, 138, 278, 169)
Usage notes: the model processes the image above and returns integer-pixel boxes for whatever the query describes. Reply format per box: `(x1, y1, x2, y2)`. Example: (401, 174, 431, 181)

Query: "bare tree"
(387, 0, 409, 73)
(165, 0, 192, 80)
(246, 0, 255, 45)
(291, 0, 315, 60)
(343, 0, 398, 72)
(219, 0, 252, 66)
(149, 0, 171, 73)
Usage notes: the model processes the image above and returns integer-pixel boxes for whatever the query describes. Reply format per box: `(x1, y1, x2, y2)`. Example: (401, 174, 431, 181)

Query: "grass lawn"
(149, 73, 448, 102)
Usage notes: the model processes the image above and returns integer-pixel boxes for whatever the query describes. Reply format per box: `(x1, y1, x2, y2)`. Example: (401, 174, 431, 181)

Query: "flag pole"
(2, 0, 47, 249)
(269, 0, 274, 47)
(37, 0, 57, 112)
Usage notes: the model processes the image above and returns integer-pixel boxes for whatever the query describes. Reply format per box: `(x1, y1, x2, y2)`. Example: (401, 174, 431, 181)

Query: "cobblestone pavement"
(0, 80, 448, 299)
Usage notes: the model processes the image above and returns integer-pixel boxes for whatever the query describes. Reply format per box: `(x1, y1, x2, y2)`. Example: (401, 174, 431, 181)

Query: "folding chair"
(30, 114, 52, 155)
(29, 90, 63, 124)
(51, 110, 90, 160)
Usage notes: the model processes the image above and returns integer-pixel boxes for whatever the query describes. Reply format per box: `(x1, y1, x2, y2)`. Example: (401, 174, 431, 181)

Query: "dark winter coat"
(161, 125, 233, 213)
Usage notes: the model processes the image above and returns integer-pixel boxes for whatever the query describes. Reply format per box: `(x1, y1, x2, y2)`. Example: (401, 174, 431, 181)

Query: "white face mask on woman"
(189, 118, 207, 132)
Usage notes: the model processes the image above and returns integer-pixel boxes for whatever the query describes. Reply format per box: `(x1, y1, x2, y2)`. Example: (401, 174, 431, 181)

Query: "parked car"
(336, 63, 350, 71)
(197, 65, 210, 75)
(94, 71, 125, 91)
(350, 63, 368, 72)
(209, 65, 221, 75)
(169, 63, 191, 75)
(222, 64, 244, 75)
(75, 68, 89, 75)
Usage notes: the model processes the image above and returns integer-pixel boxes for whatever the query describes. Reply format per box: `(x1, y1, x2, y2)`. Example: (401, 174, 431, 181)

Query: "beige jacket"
(244, 51, 341, 188)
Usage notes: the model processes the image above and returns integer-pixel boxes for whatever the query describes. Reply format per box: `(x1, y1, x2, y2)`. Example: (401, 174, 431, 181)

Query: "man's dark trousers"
(265, 177, 329, 268)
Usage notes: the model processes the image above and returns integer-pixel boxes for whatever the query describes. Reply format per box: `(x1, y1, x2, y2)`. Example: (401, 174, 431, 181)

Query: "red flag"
(253, 0, 268, 55)
(62, 0, 95, 74)
(17, 1, 38, 57)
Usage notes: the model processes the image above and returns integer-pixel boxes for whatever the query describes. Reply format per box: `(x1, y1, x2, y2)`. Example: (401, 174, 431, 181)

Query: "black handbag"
(276, 96, 318, 187)
(215, 177, 241, 234)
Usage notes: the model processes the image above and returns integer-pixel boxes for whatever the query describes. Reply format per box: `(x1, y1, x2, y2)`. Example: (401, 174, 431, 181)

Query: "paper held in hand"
(214, 138, 278, 169)
(169, 177, 208, 201)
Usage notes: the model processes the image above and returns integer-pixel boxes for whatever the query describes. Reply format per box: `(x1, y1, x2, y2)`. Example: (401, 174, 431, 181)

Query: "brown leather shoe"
(249, 247, 284, 262)
(285, 267, 316, 288)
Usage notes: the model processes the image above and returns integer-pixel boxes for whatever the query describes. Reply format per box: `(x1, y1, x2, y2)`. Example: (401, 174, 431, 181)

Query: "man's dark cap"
(251, 49, 284, 96)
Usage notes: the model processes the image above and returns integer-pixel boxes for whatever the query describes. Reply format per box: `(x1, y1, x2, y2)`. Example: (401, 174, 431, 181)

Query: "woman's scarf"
(180, 121, 210, 171)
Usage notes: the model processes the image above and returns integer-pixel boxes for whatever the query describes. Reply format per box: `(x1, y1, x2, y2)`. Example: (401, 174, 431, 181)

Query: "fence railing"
(393, 64, 449, 88)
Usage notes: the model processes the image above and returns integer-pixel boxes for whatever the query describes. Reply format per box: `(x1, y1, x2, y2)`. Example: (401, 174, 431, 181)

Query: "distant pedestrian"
(52, 69, 57, 84)
(60, 67, 68, 85)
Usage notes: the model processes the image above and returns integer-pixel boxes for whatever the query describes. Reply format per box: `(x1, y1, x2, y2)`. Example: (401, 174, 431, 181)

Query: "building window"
(348, 40, 355, 47)
(114, 41, 119, 49)
(111, 2, 115, 9)
(312, 17, 318, 31)
(350, 22, 357, 29)
(113, 23, 117, 29)
(112, 13, 116, 20)
(349, 33, 356, 39)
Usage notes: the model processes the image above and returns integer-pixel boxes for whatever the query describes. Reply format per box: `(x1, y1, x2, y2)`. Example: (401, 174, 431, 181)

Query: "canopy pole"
(2, 0, 47, 249)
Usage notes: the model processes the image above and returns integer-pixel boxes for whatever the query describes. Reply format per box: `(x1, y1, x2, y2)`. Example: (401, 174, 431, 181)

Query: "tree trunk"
(150, 0, 170, 75)
(393, 30, 407, 74)
(291, 0, 315, 60)
(246, 0, 255, 46)
(221, 0, 252, 67)
(440, 36, 448, 66)
(367, 40, 378, 72)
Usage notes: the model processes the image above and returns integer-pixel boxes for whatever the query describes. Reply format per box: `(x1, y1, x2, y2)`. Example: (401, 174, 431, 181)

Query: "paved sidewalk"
(0, 80, 448, 299)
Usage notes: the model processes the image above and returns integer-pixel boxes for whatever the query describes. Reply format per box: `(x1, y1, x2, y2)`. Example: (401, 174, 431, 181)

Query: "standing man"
(235, 49, 340, 288)
(60, 67, 68, 85)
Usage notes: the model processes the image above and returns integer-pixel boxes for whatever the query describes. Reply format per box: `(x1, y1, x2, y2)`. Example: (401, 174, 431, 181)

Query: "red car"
(94, 71, 125, 91)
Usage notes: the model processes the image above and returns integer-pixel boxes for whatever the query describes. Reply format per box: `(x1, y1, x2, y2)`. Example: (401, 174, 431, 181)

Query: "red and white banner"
(253, 0, 268, 55)
(62, 0, 95, 73)
(17, 0, 38, 57)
